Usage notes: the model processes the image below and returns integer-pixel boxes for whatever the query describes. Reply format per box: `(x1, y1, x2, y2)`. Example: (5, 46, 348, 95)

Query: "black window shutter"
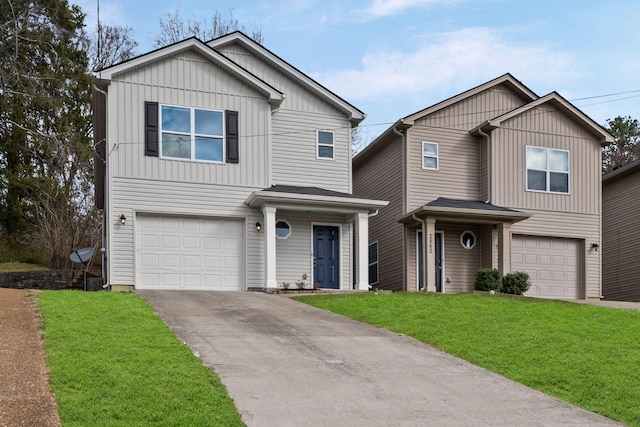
(226, 110, 239, 164)
(145, 101, 159, 157)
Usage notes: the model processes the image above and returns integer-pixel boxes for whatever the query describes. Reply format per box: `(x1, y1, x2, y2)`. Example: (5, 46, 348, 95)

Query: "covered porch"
(398, 198, 530, 292)
(246, 185, 388, 291)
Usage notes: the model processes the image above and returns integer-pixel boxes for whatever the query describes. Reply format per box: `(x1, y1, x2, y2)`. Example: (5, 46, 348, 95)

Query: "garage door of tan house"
(136, 215, 243, 290)
(511, 235, 581, 300)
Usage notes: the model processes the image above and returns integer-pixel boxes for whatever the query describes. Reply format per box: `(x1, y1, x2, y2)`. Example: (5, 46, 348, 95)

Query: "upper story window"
(317, 130, 334, 159)
(526, 146, 569, 194)
(161, 105, 224, 162)
(422, 141, 439, 170)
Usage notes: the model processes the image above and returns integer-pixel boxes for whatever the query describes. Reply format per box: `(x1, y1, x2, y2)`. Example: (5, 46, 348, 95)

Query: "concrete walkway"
(139, 291, 622, 427)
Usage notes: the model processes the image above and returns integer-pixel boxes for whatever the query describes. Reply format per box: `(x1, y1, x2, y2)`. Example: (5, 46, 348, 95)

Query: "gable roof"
(93, 37, 284, 108)
(603, 158, 640, 185)
(207, 31, 366, 125)
(353, 73, 538, 169)
(474, 92, 614, 144)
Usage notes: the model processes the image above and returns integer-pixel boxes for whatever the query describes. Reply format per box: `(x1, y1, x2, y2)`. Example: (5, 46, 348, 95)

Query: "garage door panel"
(512, 235, 580, 300)
(137, 215, 243, 291)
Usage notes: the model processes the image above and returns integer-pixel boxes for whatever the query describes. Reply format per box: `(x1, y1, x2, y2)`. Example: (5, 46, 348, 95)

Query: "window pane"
(195, 110, 223, 136)
(318, 131, 333, 145)
(368, 243, 378, 264)
(275, 221, 290, 238)
(549, 149, 569, 172)
(526, 147, 546, 169)
(195, 137, 223, 161)
(423, 156, 437, 169)
(162, 133, 191, 159)
(318, 145, 334, 158)
(527, 170, 546, 191)
(162, 106, 190, 133)
(369, 264, 378, 284)
(550, 172, 569, 193)
(422, 142, 437, 156)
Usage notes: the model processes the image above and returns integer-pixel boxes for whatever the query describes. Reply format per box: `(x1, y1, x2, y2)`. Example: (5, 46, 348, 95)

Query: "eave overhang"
(397, 203, 531, 228)
(246, 189, 388, 215)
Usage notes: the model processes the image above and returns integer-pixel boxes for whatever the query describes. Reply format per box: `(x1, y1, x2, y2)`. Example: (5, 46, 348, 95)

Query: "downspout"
(93, 84, 110, 289)
(476, 127, 491, 204)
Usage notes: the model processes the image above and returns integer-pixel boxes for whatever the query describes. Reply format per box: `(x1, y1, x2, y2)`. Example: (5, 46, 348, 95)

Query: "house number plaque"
(428, 234, 433, 254)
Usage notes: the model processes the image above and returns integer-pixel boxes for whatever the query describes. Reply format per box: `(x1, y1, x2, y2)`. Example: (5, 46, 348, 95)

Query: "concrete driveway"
(138, 291, 621, 427)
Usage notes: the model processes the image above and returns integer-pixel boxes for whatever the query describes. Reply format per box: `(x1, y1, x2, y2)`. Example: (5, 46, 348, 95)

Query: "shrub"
(501, 271, 531, 295)
(474, 268, 502, 292)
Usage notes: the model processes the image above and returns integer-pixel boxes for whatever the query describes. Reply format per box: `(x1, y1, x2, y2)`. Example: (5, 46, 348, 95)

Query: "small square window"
(422, 141, 439, 170)
(526, 146, 569, 194)
(317, 131, 334, 159)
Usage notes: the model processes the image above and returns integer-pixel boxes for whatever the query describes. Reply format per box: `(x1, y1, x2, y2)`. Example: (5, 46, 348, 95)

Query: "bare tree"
(84, 23, 138, 72)
(152, 7, 263, 48)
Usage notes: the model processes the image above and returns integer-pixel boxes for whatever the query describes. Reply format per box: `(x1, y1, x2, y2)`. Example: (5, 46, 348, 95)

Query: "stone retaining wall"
(0, 270, 76, 290)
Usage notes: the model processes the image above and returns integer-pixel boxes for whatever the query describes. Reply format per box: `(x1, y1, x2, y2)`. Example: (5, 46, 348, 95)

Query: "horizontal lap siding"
(272, 109, 351, 193)
(511, 211, 599, 298)
(109, 177, 264, 288)
(354, 137, 404, 291)
(109, 50, 269, 188)
(603, 172, 640, 301)
(407, 127, 481, 210)
(274, 212, 351, 289)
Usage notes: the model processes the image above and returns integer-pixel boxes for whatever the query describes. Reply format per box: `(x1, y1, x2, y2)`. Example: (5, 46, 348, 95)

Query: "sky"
(74, 0, 640, 145)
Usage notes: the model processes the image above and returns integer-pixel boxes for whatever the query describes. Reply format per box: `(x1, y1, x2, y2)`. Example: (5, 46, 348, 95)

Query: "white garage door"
(137, 215, 243, 290)
(511, 235, 580, 300)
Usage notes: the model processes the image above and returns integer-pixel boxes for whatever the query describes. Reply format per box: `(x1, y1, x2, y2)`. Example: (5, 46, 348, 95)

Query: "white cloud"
(72, 0, 127, 30)
(314, 27, 576, 104)
(361, 0, 469, 20)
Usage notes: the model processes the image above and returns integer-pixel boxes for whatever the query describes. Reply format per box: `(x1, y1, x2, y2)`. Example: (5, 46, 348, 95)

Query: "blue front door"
(313, 225, 339, 289)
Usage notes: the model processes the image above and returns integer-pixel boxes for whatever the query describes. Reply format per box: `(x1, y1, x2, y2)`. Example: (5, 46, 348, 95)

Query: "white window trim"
(421, 141, 439, 170)
(525, 146, 570, 194)
(317, 130, 335, 160)
(159, 104, 225, 164)
(460, 230, 476, 250)
(275, 219, 291, 239)
(368, 241, 379, 286)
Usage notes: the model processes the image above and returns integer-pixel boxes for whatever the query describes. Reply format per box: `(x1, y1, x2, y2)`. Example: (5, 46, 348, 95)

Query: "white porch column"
(424, 217, 437, 292)
(355, 212, 369, 291)
(497, 222, 511, 275)
(263, 206, 278, 289)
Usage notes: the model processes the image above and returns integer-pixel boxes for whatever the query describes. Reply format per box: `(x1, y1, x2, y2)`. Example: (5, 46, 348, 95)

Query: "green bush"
(501, 271, 531, 295)
(474, 268, 502, 292)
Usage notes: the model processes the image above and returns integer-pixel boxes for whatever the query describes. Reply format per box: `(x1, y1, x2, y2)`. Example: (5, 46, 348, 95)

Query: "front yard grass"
(0, 261, 48, 272)
(297, 292, 640, 426)
(37, 291, 244, 427)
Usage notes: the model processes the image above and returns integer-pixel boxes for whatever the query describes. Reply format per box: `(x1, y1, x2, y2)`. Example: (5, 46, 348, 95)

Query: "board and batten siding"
(511, 211, 599, 298)
(271, 109, 351, 193)
(489, 105, 602, 215)
(416, 83, 531, 131)
(406, 127, 481, 210)
(603, 170, 640, 301)
(353, 137, 404, 291)
(108, 49, 270, 189)
(275, 211, 352, 289)
(109, 177, 264, 288)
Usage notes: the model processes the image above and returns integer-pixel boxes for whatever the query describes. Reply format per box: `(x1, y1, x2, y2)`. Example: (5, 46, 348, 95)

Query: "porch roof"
(397, 197, 531, 227)
(246, 185, 388, 214)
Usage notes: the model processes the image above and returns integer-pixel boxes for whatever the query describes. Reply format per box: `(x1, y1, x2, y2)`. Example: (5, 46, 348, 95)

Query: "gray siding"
(109, 177, 264, 288)
(108, 50, 270, 188)
(603, 170, 640, 301)
(353, 137, 404, 291)
(272, 109, 351, 193)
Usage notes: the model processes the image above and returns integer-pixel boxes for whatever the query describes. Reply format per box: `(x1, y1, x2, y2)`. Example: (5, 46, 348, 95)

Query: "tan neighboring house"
(92, 32, 387, 292)
(354, 74, 613, 300)
(602, 159, 640, 301)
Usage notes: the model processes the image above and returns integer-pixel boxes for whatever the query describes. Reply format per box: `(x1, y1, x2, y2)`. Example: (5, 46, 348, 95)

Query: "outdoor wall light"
(120, 214, 127, 225)
(255, 221, 262, 232)
(591, 242, 599, 251)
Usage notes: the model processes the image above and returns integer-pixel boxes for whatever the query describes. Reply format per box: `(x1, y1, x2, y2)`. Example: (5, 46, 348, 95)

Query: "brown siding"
(603, 170, 640, 301)
(416, 83, 531, 130)
(406, 127, 481, 210)
(490, 104, 602, 215)
(353, 136, 404, 291)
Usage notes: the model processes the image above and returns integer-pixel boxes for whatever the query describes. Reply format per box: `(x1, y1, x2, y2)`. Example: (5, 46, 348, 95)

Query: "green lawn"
(37, 291, 244, 427)
(297, 292, 640, 426)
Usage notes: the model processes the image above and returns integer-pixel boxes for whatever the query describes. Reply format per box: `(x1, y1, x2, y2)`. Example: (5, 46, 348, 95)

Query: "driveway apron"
(138, 291, 621, 427)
